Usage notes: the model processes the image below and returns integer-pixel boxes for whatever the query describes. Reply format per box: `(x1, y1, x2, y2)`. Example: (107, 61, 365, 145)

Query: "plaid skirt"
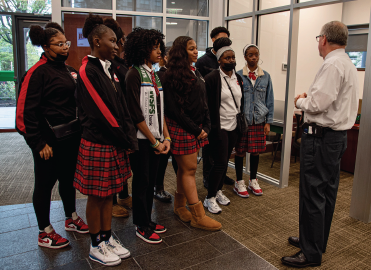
(165, 116, 208, 155)
(235, 123, 266, 153)
(74, 138, 132, 197)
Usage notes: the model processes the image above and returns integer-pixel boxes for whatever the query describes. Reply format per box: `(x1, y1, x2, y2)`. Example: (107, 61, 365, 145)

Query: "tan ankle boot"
(174, 191, 192, 222)
(188, 201, 222, 231)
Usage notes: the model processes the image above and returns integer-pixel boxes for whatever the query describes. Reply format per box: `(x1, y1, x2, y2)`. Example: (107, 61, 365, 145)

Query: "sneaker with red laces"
(65, 213, 89, 234)
(149, 221, 167, 234)
(38, 225, 70, 249)
(248, 179, 263, 196)
(136, 226, 162, 244)
(233, 180, 250, 198)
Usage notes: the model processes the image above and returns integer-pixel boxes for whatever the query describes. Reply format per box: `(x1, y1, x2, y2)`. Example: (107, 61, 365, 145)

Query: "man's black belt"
(301, 123, 332, 137)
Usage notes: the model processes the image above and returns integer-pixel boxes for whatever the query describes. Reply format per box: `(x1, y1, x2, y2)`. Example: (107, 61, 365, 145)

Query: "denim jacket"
(236, 66, 274, 125)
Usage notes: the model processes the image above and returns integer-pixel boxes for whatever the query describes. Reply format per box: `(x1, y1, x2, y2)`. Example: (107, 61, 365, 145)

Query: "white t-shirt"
(219, 69, 242, 131)
(296, 49, 359, 131)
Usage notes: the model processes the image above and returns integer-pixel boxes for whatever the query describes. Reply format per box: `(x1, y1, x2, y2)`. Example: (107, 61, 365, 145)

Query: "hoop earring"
(259, 59, 263, 65)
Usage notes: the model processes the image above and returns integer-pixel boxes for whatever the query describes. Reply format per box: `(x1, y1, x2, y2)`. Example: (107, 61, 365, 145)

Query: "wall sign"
(77, 28, 89, 47)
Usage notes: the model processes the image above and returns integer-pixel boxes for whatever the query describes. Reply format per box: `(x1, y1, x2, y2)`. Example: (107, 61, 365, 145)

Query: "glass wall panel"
(117, 0, 162, 13)
(166, 0, 208, 16)
(62, 0, 112, 10)
(166, 18, 208, 55)
(62, 12, 112, 71)
(228, 0, 253, 16)
(228, 18, 252, 71)
(259, 0, 290, 10)
(0, 15, 16, 128)
(116, 15, 162, 34)
(0, 0, 51, 14)
(256, 11, 290, 178)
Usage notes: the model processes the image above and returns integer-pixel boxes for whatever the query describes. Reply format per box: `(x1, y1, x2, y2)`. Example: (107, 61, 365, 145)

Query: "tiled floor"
(0, 198, 277, 270)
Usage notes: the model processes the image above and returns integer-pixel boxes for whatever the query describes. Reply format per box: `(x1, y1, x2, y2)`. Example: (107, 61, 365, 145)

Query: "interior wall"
(295, 4, 343, 97)
(342, 0, 371, 26)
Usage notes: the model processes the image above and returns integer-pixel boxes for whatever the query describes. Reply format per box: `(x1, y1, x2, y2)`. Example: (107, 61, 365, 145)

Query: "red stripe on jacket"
(16, 55, 48, 133)
(79, 56, 119, 128)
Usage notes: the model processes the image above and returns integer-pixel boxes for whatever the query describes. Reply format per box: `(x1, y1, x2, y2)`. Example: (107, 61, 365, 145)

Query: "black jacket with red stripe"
(76, 56, 138, 151)
(16, 54, 79, 152)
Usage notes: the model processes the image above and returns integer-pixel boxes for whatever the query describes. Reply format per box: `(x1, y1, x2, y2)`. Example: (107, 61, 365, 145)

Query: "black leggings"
(130, 139, 161, 227)
(156, 151, 178, 189)
(32, 135, 80, 230)
(207, 129, 238, 198)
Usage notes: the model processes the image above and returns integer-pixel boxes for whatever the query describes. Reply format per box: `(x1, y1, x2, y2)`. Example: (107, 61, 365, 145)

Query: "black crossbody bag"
(45, 67, 81, 141)
(223, 77, 248, 133)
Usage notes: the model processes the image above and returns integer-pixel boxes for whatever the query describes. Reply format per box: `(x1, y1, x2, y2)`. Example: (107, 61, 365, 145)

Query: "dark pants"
(299, 129, 347, 263)
(207, 129, 239, 198)
(32, 135, 80, 230)
(130, 139, 160, 227)
(156, 151, 178, 189)
(202, 144, 212, 179)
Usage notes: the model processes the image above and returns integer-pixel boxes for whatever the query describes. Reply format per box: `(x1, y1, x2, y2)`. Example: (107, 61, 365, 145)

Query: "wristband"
(151, 140, 160, 148)
(164, 136, 172, 143)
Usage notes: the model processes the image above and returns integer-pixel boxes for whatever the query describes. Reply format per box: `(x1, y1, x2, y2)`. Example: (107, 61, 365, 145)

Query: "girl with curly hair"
(74, 14, 138, 266)
(16, 22, 88, 249)
(163, 36, 221, 231)
(124, 27, 171, 244)
(102, 18, 133, 218)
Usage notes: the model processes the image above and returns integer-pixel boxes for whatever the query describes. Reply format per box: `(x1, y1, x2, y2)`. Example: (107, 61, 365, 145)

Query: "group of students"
(16, 14, 274, 267)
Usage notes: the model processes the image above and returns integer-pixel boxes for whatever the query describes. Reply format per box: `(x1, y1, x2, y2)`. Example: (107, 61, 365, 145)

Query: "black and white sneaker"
(136, 226, 162, 244)
(149, 221, 167, 234)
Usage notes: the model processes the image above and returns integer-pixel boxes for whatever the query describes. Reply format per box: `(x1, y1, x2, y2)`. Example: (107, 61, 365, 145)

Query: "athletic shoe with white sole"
(136, 226, 162, 244)
(38, 225, 70, 249)
(248, 179, 263, 196)
(216, 190, 230, 206)
(89, 241, 121, 266)
(105, 236, 131, 259)
(149, 221, 167, 234)
(203, 197, 222, 214)
(65, 213, 89, 234)
(233, 180, 250, 198)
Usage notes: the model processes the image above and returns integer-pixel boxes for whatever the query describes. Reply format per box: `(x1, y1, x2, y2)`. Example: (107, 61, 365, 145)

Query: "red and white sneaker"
(149, 221, 167, 234)
(38, 225, 70, 249)
(136, 226, 162, 244)
(233, 180, 250, 198)
(65, 212, 89, 233)
(248, 179, 263, 196)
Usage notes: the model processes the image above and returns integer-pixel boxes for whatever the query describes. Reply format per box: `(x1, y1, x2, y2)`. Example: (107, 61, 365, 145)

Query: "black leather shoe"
(154, 188, 172, 203)
(281, 251, 321, 268)
(203, 178, 209, 189)
(224, 175, 235, 185)
(288, 236, 300, 248)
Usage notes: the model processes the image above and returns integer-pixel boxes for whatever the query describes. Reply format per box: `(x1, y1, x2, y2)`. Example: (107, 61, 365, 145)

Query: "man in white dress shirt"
(281, 21, 359, 268)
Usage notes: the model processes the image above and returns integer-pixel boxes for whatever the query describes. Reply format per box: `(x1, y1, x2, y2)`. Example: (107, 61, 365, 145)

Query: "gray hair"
(320, 21, 348, 46)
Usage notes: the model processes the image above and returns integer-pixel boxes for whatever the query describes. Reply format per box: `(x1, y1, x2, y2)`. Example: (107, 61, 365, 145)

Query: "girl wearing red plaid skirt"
(163, 36, 221, 231)
(16, 22, 88, 250)
(124, 28, 171, 244)
(74, 14, 138, 267)
(234, 44, 274, 197)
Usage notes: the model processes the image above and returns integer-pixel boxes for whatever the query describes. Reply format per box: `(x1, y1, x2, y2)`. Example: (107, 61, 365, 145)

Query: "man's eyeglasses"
(49, 41, 72, 48)
(316, 35, 324, 42)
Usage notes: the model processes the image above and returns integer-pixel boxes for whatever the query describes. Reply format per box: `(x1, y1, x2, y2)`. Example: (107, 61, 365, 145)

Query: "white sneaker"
(105, 236, 131, 259)
(233, 180, 250, 198)
(203, 197, 222, 214)
(89, 241, 121, 266)
(248, 179, 263, 196)
(216, 190, 230, 206)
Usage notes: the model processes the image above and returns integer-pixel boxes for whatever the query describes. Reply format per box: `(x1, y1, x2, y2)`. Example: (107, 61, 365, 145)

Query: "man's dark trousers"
(299, 129, 347, 263)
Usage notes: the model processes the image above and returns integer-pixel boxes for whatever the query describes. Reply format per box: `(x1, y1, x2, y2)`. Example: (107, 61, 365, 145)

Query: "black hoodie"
(195, 47, 219, 78)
